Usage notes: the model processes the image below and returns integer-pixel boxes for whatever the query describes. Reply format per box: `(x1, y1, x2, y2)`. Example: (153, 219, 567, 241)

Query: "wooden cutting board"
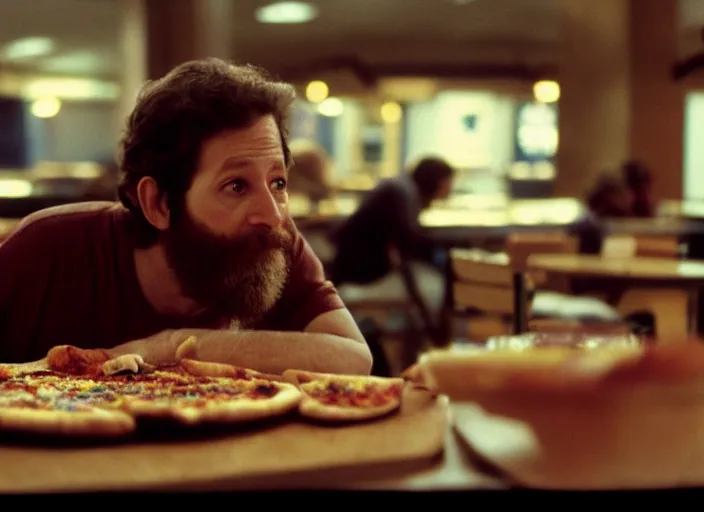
(451, 387, 704, 490)
(0, 388, 448, 493)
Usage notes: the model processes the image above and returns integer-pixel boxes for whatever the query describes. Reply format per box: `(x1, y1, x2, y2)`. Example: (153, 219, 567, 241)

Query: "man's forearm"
(109, 329, 373, 376)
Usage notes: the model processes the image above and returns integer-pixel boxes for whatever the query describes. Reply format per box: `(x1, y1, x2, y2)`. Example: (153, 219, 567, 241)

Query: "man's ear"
(136, 176, 170, 230)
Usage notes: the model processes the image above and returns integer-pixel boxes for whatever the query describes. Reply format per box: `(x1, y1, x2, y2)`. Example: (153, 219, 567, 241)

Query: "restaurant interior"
(3, 0, 704, 493)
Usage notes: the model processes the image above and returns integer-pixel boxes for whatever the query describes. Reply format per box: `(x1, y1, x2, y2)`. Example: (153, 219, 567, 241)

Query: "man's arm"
(108, 308, 373, 375)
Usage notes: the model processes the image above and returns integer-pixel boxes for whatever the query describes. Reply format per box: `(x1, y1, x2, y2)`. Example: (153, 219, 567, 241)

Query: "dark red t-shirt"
(0, 202, 344, 363)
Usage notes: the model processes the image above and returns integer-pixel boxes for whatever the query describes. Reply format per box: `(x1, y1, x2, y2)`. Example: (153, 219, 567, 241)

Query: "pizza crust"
(282, 369, 403, 387)
(123, 382, 303, 425)
(102, 354, 156, 376)
(0, 360, 50, 380)
(179, 359, 285, 382)
(46, 345, 111, 376)
(175, 336, 199, 361)
(298, 394, 401, 421)
(0, 407, 136, 437)
(283, 370, 405, 423)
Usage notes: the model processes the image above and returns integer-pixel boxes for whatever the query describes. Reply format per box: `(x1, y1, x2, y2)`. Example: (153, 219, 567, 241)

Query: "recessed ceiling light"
(305, 80, 329, 103)
(41, 51, 103, 74)
(533, 80, 560, 103)
(255, 2, 318, 24)
(318, 97, 344, 117)
(2, 37, 54, 60)
(31, 97, 62, 119)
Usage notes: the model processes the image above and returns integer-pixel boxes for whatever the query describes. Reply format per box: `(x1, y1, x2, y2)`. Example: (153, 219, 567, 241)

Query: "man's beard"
(161, 211, 294, 327)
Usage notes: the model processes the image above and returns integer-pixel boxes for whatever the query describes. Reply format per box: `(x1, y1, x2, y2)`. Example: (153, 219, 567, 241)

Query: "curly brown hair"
(117, 58, 297, 246)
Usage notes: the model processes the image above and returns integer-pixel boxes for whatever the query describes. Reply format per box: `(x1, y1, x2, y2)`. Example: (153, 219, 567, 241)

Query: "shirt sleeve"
(0, 219, 55, 362)
(260, 230, 345, 332)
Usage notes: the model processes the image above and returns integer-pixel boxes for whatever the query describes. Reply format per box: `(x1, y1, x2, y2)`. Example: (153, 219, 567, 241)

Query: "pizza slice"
(45, 345, 161, 378)
(0, 359, 51, 380)
(282, 369, 405, 422)
(0, 371, 136, 437)
(46, 345, 113, 377)
(115, 372, 303, 426)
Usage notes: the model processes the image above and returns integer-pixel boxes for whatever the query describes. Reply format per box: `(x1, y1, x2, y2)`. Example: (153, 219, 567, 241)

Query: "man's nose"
(247, 189, 284, 229)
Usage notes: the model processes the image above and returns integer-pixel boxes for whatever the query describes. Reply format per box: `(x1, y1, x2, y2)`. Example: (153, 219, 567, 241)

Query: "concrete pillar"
(114, 0, 148, 156)
(144, 0, 234, 80)
(555, 0, 684, 201)
(114, 0, 234, 154)
(629, 0, 684, 200)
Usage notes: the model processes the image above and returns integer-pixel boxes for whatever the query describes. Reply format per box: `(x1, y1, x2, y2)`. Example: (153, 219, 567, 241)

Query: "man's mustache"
(239, 226, 294, 252)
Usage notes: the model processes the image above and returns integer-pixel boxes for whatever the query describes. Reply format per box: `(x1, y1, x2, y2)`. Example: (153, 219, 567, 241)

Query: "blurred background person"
(621, 160, 656, 218)
(585, 172, 632, 219)
(288, 139, 335, 210)
(327, 156, 455, 345)
(567, 172, 631, 255)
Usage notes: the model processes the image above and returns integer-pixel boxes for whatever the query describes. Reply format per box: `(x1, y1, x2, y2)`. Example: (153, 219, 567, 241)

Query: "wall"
(37, 101, 118, 163)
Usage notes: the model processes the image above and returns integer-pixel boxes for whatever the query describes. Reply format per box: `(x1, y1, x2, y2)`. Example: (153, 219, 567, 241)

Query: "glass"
(486, 331, 643, 351)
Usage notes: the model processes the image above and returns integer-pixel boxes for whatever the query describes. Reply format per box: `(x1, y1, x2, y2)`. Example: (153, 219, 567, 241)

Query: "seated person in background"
(327, 157, 455, 342)
(287, 139, 335, 208)
(621, 160, 655, 218)
(0, 58, 372, 375)
(569, 172, 632, 255)
(81, 160, 121, 201)
(586, 172, 632, 219)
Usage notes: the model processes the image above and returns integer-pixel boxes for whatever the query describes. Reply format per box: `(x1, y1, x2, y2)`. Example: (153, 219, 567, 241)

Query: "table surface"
(177, 416, 509, 491)
(528, 253, 704, 283)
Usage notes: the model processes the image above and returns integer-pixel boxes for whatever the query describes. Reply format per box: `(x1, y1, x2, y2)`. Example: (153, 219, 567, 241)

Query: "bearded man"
(0, 58, 372, 375)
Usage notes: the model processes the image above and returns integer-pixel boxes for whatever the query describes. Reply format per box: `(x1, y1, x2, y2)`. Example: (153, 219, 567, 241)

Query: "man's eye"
(227, 180, 246, 194)
(272, 178, 287, 191)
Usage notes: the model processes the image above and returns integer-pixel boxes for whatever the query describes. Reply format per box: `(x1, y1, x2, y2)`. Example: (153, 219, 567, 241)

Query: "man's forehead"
(199, 121, 285, 171)
(220, 153, 285, 170)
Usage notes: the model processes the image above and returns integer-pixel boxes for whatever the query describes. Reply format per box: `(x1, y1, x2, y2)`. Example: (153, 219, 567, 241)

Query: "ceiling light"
(41, 51, 103, 74)
(255, 2, 318, 24)
(305, 80, 328, 103)
(3, 37, 54, 60)
(31, 97, 61, 118)
(24, 78, 120, 101)
(533, 80, 560, 103)
(380, 101, 402, 123)
(318, 97, 344, 117)
(0, 179, 32, 198)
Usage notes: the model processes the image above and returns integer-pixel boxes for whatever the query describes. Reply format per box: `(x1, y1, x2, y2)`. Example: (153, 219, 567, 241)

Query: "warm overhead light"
(533, 80, 560, 103)
(31, 96, 61, 118)
(305, 80, 328, 103)
(255, 2, 318, 24)
(3, 37, 54, 60)
(41, 51, 104, 74)
(24, 77, 120, 101)
(0, 179, 33, 198)
(317, 97, 344, 117)
(380, 101, 402, 123)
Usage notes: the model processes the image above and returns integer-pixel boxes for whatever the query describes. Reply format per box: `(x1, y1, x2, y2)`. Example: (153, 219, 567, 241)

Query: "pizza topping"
(298, 377, 404, 408)
(253, 383, 278, 397)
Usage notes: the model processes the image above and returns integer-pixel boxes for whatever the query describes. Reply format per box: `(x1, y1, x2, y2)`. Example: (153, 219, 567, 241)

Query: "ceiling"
(0, 0, 121, 76)
(0, 0, 702, 85)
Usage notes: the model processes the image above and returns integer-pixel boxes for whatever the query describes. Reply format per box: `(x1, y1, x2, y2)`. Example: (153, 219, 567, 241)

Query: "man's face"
(161, 115, 294, 326)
